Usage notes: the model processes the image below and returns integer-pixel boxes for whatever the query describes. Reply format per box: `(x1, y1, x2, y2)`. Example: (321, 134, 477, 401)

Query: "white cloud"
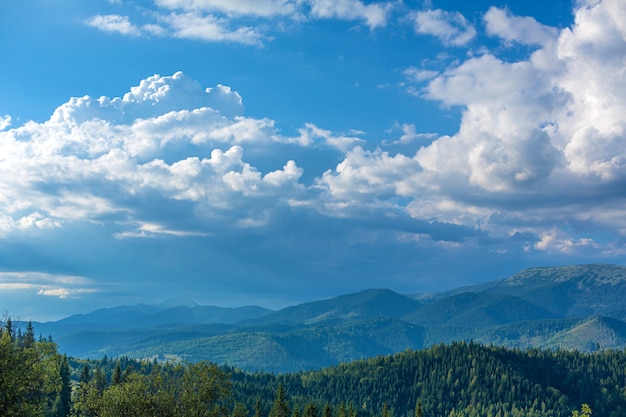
(400, 0, 626, 238)
(5, 0, 626, 266)
(403, 67, 439, 83)
(85, 14, 142, 36)
(396, 123, 437, 145)
(317, 146, 422, 209)
(413, 9, 476, 46)
(0, 272, 98, 299)
(36, 288, 98, 299)
(533, 229, 600, 254)
(155, 0, 298, 17)
(85, 0, 394, 44)
(294, 123, 365, 152)
(0, 115, 10, 130)
(162, 12, 266, 45)
(0, 72, 315, 237)
(308, 0, 393, 29)
(484, 7, 558, 47)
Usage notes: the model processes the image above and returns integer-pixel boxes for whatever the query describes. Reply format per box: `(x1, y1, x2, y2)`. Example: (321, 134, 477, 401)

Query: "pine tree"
(79, 363, 91, 384)
(415, 400, 424, 417)
(112, 361, 123, 385)
(254, 398, 263, 417)
(58, 355, 72, 416)
(269, 384, 290, 417)
(22, 321, 36, 349)
(5, 317, 14, 340)
(304, 403, 319, 417)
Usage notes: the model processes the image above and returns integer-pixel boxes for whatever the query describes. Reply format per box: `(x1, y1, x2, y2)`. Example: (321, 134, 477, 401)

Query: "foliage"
(2, 317, 626, 417)
(228, 342, 626, 417)
(0, 320, 71, 417)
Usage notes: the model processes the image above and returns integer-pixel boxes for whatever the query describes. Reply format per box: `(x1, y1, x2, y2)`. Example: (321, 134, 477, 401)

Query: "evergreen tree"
(233, 402, 249, 417)
(111, 362, 122, 385)
(254, 398, 263, 417)
(572, 404, 592, 417)
(304, 403, 319, 417)
(22, 321, 36, 349)
(381, 403, 392, 417)
(58, 355, 72, 417)
(93, 367, 106, 393)
(79, 364, 91, 384)
(5, 317, 14, 340)
(415, 400, 424, 417)
(269, 384, 290, 417)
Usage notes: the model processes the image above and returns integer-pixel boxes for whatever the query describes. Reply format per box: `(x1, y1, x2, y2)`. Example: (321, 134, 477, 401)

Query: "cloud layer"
(85, 0, 394, 45)
(2, 0, 626, 312)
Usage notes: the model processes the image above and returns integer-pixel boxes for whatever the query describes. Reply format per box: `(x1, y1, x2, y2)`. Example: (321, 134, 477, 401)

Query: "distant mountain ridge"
(32, 264, 626, 372)
(442, 263, 626, 317)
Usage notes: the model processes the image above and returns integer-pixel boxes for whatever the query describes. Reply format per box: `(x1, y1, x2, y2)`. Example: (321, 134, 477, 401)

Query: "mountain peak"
(158, 298, 199, 309)
(504, 264, 626, 287)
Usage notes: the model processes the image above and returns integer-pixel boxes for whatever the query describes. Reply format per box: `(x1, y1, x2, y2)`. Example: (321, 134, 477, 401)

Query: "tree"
(253, 398, 263, 417)
(79, 364, 90, 384)
(22, 321, 36, 349)
(415, 400, 424, 417)
(233, 402, 249, 417)
(178, 362, 231, 417)
(0, 321, 46, 416)
(58, 355, 72, 417)
(269, 384, 290, 417)
(303, 403, 319, 417)
(111, 362, 122, 385)
(5, 318, 15, 340)
(572, 404, 592, 417)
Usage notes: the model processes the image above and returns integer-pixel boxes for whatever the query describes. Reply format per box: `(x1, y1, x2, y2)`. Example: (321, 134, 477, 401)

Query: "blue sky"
(1, 0, 625, 321)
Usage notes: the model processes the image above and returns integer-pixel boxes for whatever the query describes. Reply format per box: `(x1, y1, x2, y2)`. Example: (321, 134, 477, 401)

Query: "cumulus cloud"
(413, 9, 476, 46)
(0, 72, 312, 239)
(311, 0, 626, 255)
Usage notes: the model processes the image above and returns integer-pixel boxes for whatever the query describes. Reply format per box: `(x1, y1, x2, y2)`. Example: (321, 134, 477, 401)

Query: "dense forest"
(1, 319, 625, 417)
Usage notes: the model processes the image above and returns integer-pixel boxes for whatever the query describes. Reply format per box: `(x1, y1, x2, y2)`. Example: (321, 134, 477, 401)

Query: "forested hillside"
(231, 342, 626, 417)
(3, 316, 625, 417)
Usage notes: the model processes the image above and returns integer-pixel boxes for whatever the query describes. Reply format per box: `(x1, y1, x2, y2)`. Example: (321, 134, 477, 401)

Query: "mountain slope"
(447, 264, 626, 317)
(251, 288, 422, 325)
(545, 315, 626, 351)
(404, 292, 559, 327)
(36, 263, 626, 372)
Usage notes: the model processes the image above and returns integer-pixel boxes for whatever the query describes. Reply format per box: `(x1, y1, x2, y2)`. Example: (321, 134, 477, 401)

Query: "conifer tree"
(22, 320, 36, 349)
(322, 403, 332, 417)
(415, 400, 424, 417)
(304, 402, 319, 417)
(254, 398, 263, 417)
(58, 355, 72, 416)
(269, 384, 290, 417)
(111, 362, 123, 385)
(79, 363, 91, 384)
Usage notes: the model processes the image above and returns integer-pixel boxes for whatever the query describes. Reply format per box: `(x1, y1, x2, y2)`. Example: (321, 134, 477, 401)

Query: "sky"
(1, 0, 625, 321)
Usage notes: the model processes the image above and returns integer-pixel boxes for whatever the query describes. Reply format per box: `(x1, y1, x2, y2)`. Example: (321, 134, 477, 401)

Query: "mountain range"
(32, 264, 626, 372)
